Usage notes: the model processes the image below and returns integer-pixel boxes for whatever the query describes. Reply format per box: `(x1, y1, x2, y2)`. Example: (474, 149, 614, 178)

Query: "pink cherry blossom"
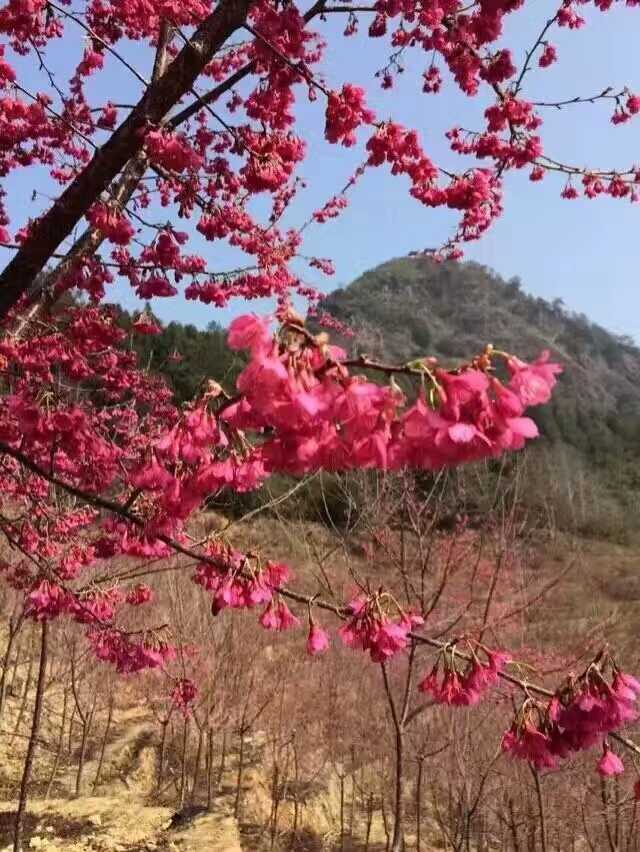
(307, 623, 330, 656)
(597, 745, 625, 777)
(228, 314, 272, 355)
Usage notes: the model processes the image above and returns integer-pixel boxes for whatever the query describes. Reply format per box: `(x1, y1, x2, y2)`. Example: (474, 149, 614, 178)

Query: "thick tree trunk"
(390, 725, 406, 852)
(217, 729, 228, 791)
(75, 694, 96, 798)
(8, 631, 24, 697)
(206, 729, 215, 811)
(75, 722, 89, 798)
(349, 763, 356, 841)
(339, 772, 345, 851)
(10, 655, 34, 748)
(269, 760, 280, 851)
(531, 764, 547, 852)
(416, 757, 424, 852)
(380, 789, 391, 852)
(13, 621, 48, 852)
(179, 717, 189, 810)
(364, 793, 374, 852)
(507, 798, 520, 852)
(66, 706, 77, 761)
(380, 663, 406, 852)
(157, 718, 169, 795)
(290, 798, 300, 851)
(70, 655, 95, 799)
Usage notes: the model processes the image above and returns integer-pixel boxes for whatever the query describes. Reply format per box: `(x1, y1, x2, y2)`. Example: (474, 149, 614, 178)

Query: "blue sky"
(2, 1, 639, 338)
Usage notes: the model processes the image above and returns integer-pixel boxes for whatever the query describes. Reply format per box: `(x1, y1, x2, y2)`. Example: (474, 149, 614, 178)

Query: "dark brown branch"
(533, 88, 619, 109)
(49, 1, 149, 87)
(380, 662, 406, 852)
(513, 12, 559, 96)
(167, 0, 327, 128)
(321, 4, 377, 10)
(21, 21, 172, 307)
(168, 58, 257, 129)
(14, 0, 330, 313)
(22, 23, 176, 310)
(0, 0, 253, 318)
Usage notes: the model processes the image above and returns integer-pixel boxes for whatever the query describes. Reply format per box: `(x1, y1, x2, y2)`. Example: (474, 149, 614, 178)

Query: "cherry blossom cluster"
(191, 532, 414, 660)
(338, 592, 424, 663)
(502, 652, 640, 774)
(171, 677, 199, 715)
(185, 524, 432, 667)
(193, 539, 292, 615)
(325, 84, 376, 147)
(418, 643, 512, 706)
(0, 305, 554, 664)
(90, 627, 178, 675)
(227, 312, 561, 474)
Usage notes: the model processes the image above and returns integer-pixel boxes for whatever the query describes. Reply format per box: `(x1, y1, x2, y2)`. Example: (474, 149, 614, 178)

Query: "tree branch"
(0, 0, 253, 318)
(0, 438, 638, 762)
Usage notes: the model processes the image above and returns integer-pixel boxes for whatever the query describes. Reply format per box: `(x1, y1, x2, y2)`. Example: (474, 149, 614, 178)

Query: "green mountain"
(319, 257, 640, 539)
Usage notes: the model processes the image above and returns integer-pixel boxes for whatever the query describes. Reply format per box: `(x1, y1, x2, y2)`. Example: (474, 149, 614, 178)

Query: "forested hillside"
(313, 258, 640, 539)
(124, 314, 242, 402)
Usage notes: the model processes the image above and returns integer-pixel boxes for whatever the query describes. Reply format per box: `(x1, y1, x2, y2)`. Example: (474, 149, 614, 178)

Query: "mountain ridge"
(318, 256, 640, 538)
(320, 255, 639, 440)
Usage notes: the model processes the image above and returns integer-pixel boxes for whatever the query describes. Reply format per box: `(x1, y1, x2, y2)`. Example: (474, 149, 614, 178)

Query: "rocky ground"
(0, 698, 392, 852)
(0, 700, 243, 852)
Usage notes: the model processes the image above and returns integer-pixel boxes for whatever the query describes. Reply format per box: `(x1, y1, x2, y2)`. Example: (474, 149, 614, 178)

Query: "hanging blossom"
(307, 619, 331, 656)
(89, 628, 178, 675)
(338, 591, 424, 663)
(502, 652, 640, 772)
(87, 203, 136, 246)
(418, 643, 512, 706)
(171, 678, 199, 716)
(325, 84, 376, 146)
(193, 539, 293, 616)
(225, 312, 561, 475)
